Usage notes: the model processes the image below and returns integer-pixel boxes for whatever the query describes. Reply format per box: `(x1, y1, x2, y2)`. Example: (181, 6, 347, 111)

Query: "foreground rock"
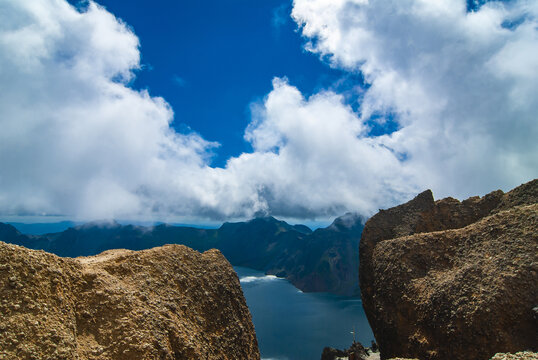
(490, 352, 538, 360)
(0, 242, 260, 359)
(359, 179, 538, 360)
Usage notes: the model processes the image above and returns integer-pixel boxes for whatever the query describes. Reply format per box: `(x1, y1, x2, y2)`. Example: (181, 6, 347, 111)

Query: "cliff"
(359, 179, 538, 360)
(0, 242, 260, 359)
(1, 213, 364, 296)
(219, 214, 363, 296)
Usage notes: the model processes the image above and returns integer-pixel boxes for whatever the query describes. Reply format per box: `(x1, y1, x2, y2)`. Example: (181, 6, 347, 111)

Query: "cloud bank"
(0, 0, 215, 220)
(0, 0, 536, 221)
(291, 0, 538, 198)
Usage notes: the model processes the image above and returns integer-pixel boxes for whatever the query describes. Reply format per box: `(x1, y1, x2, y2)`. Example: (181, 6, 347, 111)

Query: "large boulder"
(359, 179, 538, 360)
(0, 242, 260, 359)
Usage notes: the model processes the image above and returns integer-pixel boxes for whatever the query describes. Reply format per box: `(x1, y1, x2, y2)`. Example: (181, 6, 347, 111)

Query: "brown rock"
(0, 243, 260, 359)
(359, 179, 538, 360)
(320, 342, 370, 360)
(490, 352, 538, 360)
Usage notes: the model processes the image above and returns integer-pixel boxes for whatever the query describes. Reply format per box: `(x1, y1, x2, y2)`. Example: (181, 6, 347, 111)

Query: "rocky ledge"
(359, 179, 538, 360)
(0, 242, 260, 359)
(321, 342, 379, 360)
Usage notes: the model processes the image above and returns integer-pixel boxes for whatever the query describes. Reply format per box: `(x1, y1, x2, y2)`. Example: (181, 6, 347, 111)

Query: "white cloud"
(1, 0, 537, 222)
(291, 0, 538, 199)
(232, 78, 419, 217)
(0, 0, 216, 220)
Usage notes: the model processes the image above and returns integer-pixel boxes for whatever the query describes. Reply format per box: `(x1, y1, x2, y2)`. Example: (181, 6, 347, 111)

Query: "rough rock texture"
(359, 179, 538, 360)
(490, 353, 538, 360)
(0, 242, 260, 360)
(320, 342, 372, 360)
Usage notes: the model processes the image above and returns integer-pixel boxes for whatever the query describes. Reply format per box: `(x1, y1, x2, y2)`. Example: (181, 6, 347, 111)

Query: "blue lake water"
(235, 267, 374, 360)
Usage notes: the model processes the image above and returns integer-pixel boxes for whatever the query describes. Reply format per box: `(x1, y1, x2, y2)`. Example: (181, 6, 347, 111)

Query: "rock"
(0, 242, 259, 359)
(490, 352, 538, 360)
(347, 342, 369, 360)
(359, 179, 538, 360)
(321, 346, 348, 360)
(320, 342, 373, 360)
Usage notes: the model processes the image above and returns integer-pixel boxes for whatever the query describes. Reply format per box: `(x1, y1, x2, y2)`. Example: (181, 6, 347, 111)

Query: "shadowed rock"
(359, 179, 538, 360)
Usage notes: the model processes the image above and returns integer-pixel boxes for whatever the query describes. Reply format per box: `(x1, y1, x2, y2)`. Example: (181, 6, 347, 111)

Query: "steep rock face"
(220, 214, 364, 296)
(289, 213, 364, 296)
(0, 242, 260, 360)
(359, 179, 538, 360)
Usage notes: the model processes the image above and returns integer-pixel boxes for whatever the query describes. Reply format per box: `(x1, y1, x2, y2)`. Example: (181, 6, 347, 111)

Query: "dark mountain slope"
(0, 213, 364, 296)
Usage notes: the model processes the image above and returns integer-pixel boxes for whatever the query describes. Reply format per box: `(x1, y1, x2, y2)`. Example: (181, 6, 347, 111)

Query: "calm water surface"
(235, 267, 374, 360)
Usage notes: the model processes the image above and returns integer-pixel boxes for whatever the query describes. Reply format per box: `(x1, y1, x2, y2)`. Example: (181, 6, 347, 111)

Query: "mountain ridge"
(0, 213, 364, 296)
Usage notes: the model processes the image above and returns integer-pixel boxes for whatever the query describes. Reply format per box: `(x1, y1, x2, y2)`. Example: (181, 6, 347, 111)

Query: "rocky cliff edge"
(0, 243, 260, 360)
(359, 179, 538, 360)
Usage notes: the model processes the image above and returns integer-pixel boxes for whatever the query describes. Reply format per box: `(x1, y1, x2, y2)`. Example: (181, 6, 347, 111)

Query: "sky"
(71, 0, 354, 167)
(0, 0, 537, 224)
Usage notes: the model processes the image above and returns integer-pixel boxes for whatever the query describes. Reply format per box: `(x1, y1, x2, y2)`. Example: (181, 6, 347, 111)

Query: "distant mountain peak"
(0, 222, 21, 237)
(291, 224, 312, 235)
(75, 220, 121, 230)
(1, 211, 366, 296)
(328, 212, 364, 232)
(251, 215, 278, 222)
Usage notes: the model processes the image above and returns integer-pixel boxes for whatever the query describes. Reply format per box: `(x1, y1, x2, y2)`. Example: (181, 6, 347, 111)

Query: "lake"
(235, 267, 374, 360)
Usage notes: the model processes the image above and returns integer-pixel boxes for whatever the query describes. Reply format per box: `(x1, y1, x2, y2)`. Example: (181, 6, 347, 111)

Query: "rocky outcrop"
(359, 179, 538, 360)
(490, 353, 538, 360)
(0, 242, 259, 360)
(320, 342, 372, 360)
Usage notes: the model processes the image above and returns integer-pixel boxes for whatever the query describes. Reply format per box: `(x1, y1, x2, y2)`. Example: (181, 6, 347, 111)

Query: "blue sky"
(79, 0, 515, 168)
(76, 0, 351, 167)
(0, 0, 536, 223)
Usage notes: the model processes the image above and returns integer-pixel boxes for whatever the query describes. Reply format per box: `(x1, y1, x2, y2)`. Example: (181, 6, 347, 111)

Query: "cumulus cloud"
(1, 0, 537, 222)
(291, 0, 538, 199)
(0, 0, 215, 220)
(229, 78, 419, 217)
